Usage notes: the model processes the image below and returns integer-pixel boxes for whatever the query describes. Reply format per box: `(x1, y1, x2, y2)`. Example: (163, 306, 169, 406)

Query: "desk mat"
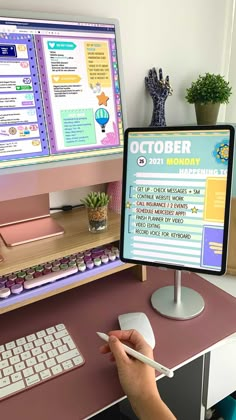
(0, 267, 235, 420)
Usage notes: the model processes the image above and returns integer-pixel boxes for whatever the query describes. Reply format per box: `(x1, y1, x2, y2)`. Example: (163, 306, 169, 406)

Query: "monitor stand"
(0, 194, 64, 246)
(151, 270, 205, 320)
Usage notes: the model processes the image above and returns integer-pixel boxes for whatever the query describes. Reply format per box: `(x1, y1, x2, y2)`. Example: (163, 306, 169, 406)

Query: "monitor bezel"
(120, 124, 235, 276)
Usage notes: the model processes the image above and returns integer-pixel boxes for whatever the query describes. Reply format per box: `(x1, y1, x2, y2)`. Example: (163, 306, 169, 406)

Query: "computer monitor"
(0, 10, 126, 246)
(120, 125, 235, 319)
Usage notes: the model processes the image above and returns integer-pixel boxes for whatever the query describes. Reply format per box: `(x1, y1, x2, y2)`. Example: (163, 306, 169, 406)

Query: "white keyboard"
(0, 323, 85, 400)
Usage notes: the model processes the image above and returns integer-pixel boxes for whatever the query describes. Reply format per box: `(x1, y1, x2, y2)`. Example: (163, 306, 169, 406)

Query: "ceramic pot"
(194, 102, 220, 125)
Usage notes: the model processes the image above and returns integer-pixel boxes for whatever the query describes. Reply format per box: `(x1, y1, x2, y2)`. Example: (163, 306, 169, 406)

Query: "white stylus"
(97, 332, 174, 378)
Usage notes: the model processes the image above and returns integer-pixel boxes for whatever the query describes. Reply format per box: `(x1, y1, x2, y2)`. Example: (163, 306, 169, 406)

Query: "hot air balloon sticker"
(95, 108, 109, 132)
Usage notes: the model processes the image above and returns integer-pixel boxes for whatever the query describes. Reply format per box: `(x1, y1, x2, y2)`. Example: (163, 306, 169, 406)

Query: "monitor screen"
(120, 125, 235, 275)
(0, 11, 125, 170)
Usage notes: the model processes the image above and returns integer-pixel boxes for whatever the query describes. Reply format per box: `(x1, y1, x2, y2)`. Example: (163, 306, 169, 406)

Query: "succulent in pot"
(81, 192, 111, 232)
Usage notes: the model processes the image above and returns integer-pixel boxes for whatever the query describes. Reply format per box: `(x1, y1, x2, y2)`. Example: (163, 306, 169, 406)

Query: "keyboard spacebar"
(0, 380, 25, 399)
(24, 267, 78, 289)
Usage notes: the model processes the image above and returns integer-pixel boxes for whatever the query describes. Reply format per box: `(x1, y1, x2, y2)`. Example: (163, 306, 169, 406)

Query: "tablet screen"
(120, 125, 234, 275)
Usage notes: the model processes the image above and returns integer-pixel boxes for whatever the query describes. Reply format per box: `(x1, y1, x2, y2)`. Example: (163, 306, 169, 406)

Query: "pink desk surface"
(1, 267, 236, 420)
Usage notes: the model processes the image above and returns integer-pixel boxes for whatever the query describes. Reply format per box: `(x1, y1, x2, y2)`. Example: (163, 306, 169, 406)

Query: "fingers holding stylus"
(99, 329, 153, 359)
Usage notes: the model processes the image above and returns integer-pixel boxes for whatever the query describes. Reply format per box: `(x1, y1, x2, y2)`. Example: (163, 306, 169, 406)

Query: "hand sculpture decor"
(145, 67, 173, 127)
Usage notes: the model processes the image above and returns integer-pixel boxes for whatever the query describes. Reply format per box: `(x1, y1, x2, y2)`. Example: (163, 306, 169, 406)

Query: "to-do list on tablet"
(121, 127, 234, 274)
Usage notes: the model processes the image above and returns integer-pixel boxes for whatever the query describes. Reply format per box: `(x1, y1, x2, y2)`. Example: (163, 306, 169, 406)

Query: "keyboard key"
(0, 360, 9, 369)
(15, 361, 26, 372)
(26, 334, 37, 342)
(58, 345, 68, 354)
(56, 324, 66, 331)
(11, 372, 23, 382)
(9, 355, 20, 365)
(24, 342, 34, 351)
(40, 369, 51, 380)
(42, 343, 52, 352)
(36, 330, 46, 338)
(46, 327, 56, 334)
(26, 374, 40, 386)
(45, 358, 56, 368)
(62, 360, 73, 370)
(0, 377, 10, 387)
(0, 380, 25, 398)
(51, 365, 63, 375)
(23, 367, 34, 378)
(31, 347, 42, 357)
(62, 336, 76, 350)
(21, 351, 31, 361)
(44, 335, 54, 343)
(37, 353, 47, 363)
(56, 349, 80, 364)
(54, 329, 69, 339)
(48, 349, 58, 358)
(26, 357, 37, 367)
(2, 350, 13, 359)
(3, 366, 14, 377)
(52, 339, 62, 348)
(13, 346, 23, 355)
(34, 338, 44, 347)
(24, 266, 78, 289)
(73, 355, 84, 366)
(6, 341, 16, 350)
(16, 338, 26, 346)
(34, 363, 45, 373)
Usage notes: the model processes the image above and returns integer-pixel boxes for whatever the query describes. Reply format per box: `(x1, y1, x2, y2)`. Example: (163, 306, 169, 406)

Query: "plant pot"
(194, 102, 220, 125)
(87, 205, 108, 233)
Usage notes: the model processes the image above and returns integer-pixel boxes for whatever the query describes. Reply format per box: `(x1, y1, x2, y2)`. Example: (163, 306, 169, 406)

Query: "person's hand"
(99, 329, 159, 403)
(100, 329, 176, 420)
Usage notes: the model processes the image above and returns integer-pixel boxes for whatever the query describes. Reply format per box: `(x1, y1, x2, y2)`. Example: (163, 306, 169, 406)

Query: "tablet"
(120, 125, 235, 275)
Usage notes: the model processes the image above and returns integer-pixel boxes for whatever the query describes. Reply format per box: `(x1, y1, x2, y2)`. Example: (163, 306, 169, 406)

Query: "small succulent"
(81, 191, 111, 209)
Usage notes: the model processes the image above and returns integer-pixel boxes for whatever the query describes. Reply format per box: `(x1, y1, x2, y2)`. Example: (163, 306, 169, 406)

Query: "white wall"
(225, 0, 236, 196)
(1, 0, 233, 203)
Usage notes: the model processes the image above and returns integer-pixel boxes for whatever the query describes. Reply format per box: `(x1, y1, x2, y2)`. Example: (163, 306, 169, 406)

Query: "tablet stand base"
(151, 270, 205, 320)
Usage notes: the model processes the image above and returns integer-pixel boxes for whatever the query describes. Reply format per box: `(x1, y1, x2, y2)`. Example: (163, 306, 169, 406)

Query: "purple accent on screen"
(201, 226, 223, 269)
(22, 101, 34, 106)
(35, 35, 55, 152)
(0, 259, 124, 309)
(0, 34, 49, 160)
(109, 37, 121, 141)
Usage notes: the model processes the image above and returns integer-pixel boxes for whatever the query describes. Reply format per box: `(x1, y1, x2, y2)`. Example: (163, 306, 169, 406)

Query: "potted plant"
(185, 73, 232, 124)
(81, 191, 111, 233)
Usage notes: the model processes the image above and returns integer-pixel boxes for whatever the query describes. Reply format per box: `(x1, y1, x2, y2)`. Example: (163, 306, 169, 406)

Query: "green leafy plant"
(185, 73, 232, 104)
(81, 191, 111, 208)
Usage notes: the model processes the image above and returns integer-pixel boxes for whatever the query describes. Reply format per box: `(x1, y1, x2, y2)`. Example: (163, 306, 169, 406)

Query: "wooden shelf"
(0, 208, 147, 313)
(0, 207, 121, 276)
(0, 260, 138, 314)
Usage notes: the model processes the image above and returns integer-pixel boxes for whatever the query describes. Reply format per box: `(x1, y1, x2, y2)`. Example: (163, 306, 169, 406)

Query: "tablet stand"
(151, 270, 205, 320)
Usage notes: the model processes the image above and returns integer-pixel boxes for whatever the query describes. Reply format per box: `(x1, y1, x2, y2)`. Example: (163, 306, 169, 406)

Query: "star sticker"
(191, 206, 198, 213)
(126, 201, 132, 209)
(97, 92, 109, 106)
